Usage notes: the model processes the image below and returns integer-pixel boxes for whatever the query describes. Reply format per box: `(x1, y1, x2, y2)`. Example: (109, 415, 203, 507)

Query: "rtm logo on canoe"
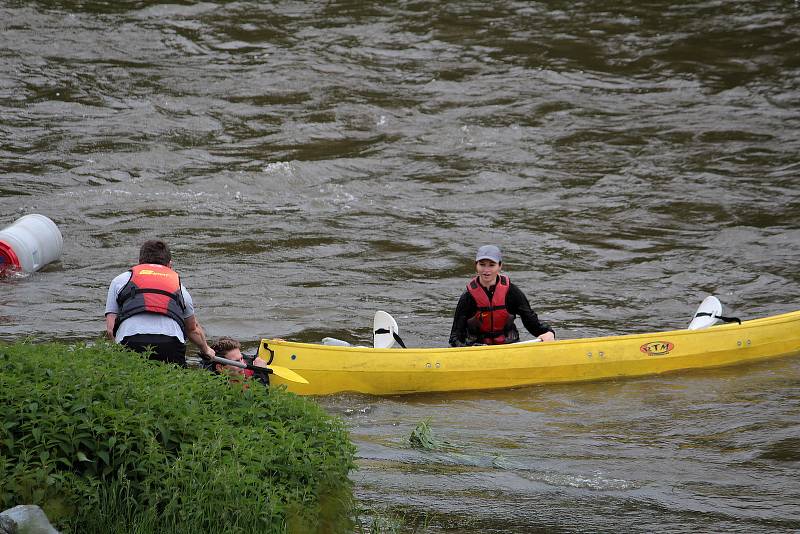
(640, 341, 674, 356)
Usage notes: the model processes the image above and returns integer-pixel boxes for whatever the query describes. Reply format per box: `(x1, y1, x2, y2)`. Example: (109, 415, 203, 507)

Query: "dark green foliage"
(0, 341, 356, 533)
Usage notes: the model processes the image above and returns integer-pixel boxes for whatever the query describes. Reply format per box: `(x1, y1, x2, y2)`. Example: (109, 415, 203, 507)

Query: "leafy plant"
(0, 340, 357, 533)
(408, 418, 454, 451)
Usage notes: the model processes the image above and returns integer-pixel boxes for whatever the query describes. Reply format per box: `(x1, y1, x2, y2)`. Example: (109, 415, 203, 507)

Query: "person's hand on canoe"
(537, 331, 556, 342)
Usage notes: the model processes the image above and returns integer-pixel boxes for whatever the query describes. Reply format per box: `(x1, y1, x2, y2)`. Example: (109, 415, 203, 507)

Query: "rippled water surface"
(2, 1, 799, 531)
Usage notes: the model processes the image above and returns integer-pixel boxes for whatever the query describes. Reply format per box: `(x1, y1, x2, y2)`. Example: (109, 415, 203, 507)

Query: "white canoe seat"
(688, 296, 741, 330)
(373, 311, 406, 348)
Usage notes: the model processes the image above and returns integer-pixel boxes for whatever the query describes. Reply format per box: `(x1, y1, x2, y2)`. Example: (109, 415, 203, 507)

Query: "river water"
(1, 1, 799, 531)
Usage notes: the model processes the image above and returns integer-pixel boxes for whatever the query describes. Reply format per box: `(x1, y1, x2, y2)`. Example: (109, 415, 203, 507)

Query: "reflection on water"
(2, 1, 799, 531)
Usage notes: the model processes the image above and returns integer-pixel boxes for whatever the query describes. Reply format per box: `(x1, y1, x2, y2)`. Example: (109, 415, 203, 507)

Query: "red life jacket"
(113, 264, 186, 335)
(466, 275, 514, 344)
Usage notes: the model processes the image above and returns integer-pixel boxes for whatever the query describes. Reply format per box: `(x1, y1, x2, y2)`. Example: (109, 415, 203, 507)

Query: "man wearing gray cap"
(449, 245, 555, 346)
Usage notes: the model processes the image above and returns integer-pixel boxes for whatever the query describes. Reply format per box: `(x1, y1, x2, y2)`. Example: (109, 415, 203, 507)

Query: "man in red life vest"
(449, 245, 555, 347)
(104, 240, 214, 365)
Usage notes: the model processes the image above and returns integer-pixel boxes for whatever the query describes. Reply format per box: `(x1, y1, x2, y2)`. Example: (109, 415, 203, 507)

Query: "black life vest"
(113, 264, 186, 335)
(466, 275, 516, 344)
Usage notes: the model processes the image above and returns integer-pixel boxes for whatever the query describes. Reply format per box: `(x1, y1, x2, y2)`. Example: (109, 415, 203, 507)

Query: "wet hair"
(139, 240, 172, 265)
(211, 336, 241, 358)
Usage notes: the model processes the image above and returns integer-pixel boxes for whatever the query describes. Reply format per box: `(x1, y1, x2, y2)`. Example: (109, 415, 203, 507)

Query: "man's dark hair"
(139, 240, 172, 265)
(211, 337, 241, 358)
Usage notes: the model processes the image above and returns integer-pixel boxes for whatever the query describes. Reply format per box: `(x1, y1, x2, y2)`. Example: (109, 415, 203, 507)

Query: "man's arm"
(184, 315, 215, 358)
(449, 291, 476, 346)
(507, 284, 555, 341)
(105, 313, 116, 340)
(104, 272, 133, 342)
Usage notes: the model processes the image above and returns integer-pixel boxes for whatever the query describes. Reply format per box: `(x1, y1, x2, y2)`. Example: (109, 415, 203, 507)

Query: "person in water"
(206, 336, 269, 385)
(105, 239, 215, 366)
(449, 245, 555, 346)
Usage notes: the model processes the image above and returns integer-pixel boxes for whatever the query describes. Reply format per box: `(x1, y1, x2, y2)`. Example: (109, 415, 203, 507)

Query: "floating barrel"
(0, 214, 63, 274)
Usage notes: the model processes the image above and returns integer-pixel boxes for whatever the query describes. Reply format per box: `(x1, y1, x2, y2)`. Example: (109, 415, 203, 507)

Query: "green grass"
(0, 340, 357, 533)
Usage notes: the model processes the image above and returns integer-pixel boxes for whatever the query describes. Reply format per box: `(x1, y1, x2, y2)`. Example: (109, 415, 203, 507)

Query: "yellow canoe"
(256, 309, 800, 396)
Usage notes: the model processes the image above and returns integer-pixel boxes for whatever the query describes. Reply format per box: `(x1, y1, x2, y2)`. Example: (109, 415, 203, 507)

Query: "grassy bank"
(0, 340, 356, 533)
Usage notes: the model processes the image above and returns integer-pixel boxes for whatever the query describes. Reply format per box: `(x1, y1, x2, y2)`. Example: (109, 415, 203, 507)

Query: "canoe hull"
(257, 310, 800, 396)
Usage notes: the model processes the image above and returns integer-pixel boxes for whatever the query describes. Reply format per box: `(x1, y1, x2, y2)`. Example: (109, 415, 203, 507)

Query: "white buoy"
(0, 214, 63, 274)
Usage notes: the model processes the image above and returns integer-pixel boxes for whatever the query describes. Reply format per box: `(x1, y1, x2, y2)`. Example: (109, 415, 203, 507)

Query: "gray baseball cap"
(475, 245, 502, 263)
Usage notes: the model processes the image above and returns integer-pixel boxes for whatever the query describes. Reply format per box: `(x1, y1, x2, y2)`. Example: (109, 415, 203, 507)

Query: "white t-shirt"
(105, 270, 195, 343)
